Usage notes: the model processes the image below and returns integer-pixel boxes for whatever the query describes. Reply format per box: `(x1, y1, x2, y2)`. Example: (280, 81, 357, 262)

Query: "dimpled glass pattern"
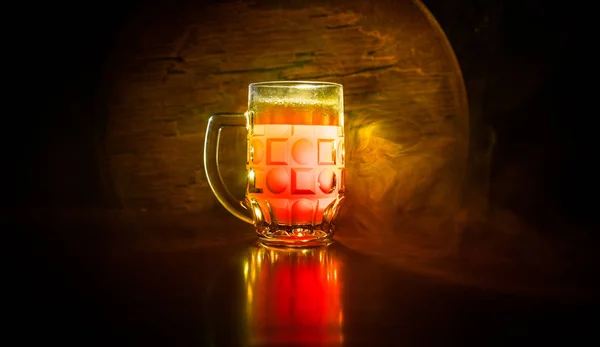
(247, 123, 345, 240)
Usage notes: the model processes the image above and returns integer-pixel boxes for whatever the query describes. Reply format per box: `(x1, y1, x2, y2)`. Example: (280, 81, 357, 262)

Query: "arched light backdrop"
(103, 0, 470, 251)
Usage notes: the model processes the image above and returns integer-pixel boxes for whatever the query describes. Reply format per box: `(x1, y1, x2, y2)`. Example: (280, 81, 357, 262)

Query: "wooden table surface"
(8, 209, 596, 346)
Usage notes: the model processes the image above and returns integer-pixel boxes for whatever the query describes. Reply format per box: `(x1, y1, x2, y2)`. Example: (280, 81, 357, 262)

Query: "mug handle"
(204, 112, 253, 224)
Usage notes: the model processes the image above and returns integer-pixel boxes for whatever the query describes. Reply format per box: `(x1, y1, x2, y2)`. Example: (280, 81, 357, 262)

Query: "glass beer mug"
(204, 81, 345, 246)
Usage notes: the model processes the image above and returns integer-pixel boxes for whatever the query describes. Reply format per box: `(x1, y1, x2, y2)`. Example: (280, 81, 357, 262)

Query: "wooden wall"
(103, 0, 469, 249)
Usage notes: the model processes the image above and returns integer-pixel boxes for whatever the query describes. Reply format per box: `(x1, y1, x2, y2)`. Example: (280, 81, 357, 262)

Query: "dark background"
(5, 0, 595, 281)
(5, 1, 597, 344)
(7, 0, 591, 227)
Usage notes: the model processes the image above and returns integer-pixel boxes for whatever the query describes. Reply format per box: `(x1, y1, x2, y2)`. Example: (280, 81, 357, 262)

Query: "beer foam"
(251, 96, 340, 108)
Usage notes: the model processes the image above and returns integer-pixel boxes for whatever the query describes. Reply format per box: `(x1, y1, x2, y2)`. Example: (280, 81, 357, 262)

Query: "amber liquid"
(246, 103, 344, 229)
(251, 100, 341, 126)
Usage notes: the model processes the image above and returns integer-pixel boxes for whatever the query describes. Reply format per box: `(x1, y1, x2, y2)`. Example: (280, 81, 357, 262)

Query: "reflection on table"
(243, 244, 343, 346)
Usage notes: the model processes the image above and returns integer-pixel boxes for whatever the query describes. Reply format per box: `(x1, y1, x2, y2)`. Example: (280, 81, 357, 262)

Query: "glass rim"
(249, 80, 342, 88)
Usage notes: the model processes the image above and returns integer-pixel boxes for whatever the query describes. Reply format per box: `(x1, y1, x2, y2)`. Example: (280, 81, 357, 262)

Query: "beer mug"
(204, 81, 345, 246)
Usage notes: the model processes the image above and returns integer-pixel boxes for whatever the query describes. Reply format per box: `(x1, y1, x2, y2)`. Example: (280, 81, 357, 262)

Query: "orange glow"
(247, 102, 344, 228)
(243, 246, 343, 346)
(248, 122, 344, 226)
(254, 104, 340, 126)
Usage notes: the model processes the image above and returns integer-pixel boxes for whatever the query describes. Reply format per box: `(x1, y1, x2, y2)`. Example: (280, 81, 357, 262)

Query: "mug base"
(258, 236, 333, 248)
(258, 237, 333, 248)
(257, 224, 334, 248)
